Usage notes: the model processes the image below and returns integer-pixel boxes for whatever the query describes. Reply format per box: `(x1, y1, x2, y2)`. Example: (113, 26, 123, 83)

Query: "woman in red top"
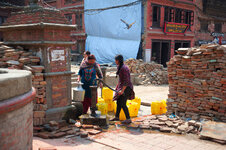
(111, 55, 135, 124)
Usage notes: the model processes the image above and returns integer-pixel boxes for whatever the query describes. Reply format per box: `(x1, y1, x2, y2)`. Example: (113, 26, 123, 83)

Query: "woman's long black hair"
(115, 54, 124, 76)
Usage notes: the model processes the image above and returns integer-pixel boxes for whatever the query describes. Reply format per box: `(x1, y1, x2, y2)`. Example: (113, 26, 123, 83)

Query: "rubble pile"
(34, 120, 102, 139)
(0, 43, 47, 125)
(167, 44, 226, 122)
(132, 115, 202, 135)
(125, 58, 168, 85)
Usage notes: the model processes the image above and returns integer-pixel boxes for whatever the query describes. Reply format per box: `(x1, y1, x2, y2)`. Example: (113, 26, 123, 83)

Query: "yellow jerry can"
(98, 97, 105, 103)
(151, 100, 167, 115)
(104, 99, 112, 104)
(96, 102, 108, 115)
(113, 101, 117, 114)
(129, 102, 139, 117)
(107, 101, 114, 112)
(161, 99, 167, 114)
(133, 97, 141, 109)
(102, 87, 113, 100)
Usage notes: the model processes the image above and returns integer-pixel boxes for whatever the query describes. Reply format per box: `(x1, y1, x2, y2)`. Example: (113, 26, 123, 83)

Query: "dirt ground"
(134, 85, 169, 103)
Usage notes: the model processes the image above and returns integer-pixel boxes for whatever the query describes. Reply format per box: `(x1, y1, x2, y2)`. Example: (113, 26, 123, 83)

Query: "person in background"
(78, 54, 103, 116)
(80, 51, 91, 67)
(110, 55, 135, 124)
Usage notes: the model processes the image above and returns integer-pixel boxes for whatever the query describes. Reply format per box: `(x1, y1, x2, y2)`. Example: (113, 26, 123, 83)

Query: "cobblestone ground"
(33, 129, 225, 150)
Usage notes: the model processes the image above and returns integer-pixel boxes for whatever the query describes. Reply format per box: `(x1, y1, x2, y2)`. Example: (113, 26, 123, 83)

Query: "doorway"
(152, 40, 170, 67)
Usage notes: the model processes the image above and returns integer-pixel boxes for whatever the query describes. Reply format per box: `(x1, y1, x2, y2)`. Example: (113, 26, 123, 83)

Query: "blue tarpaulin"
(84, 0, 142, 64)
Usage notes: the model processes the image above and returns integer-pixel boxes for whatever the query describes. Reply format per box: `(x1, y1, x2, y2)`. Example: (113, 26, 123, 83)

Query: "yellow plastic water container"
(119, 109, 126, 121)
(133, 97, 141, 109)
(102, 87, 113, 100)
(113, 101, 117, 114)
(151, 100, 167, 115)
(104, 99, 112, 104)
(96, 102, 108, 115)
(107, 101, 114, 112)
(161, 99, 167, 114)
(98, 97, 105, 103)
(151, 101, 160, 115)
(129, 102, 139, 117)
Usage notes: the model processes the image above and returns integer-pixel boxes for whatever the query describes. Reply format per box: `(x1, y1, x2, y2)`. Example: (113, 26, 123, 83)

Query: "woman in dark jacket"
(111, 55, 135, 124)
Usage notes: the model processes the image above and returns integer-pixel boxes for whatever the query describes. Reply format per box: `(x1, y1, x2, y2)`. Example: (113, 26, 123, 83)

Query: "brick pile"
(32, 66, 47, 126)
(167, 44, 226, 122)
(35, 120, 102, 139)
(0, 43, 40, 69)
(125, 58, 168, 85)
(132, 115, 202, 135)
(0, 43, 47, 125)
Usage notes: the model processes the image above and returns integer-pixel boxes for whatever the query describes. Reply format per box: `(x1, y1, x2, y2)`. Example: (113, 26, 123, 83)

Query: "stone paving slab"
(92, 130, 225, 150)
(33, 129, 225, 150)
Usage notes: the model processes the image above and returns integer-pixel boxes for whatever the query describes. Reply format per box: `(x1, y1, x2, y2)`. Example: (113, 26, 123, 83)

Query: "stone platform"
(80, 114, 108, 126)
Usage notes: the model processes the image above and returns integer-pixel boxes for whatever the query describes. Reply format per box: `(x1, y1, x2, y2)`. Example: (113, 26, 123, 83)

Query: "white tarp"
(84, 0, 141, 64)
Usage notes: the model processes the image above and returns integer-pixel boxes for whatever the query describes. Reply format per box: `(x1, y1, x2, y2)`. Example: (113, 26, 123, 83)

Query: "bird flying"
(120, 19, 136, 29)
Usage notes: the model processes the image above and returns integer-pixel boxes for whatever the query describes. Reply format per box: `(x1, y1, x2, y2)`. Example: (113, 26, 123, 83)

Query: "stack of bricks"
(0, 43, 40, 69)
(32, 66, 47, 126)
(0, 43, 48, 125)
(167, 44, 226, 122)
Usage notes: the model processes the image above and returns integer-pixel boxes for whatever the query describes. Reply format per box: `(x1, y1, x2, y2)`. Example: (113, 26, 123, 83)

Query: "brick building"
(194, 0, 226, 46)
(45, 0, 85, 58)
(143, 0, 196, 66)
(143, 0, 226, 66)
(0, 0, 28, 41)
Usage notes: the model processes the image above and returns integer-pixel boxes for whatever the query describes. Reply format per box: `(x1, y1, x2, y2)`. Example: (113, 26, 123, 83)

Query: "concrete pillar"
(0, 69, 36, 150)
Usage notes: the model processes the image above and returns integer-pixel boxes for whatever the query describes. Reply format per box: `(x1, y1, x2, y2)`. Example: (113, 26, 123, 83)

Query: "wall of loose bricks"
(167, 44, 226, 122)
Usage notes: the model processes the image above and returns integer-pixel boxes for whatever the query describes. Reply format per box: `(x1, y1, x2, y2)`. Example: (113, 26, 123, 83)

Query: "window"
(0, 16, 7, 26)
(164, 7, 174, 22)
(152, 5, 161, 28)
(76, 13, 83, 30)
(65, 14, 72, 24)
(164, 7, 194, 26)
(175, 9, 182, 23)
(215, 23, 222, 33)
(200, 20, 208, 32)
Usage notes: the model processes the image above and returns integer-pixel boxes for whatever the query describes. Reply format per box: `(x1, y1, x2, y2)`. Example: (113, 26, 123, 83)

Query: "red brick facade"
(143, 0, 226, 66)
(194, 0, 226, 45)
(46, 0, 86, 56)
(143, 0, 196, 66)
(0, 0, 28, 41)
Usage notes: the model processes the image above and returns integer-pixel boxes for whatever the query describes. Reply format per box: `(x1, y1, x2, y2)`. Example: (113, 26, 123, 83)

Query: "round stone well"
(0, 69, 36, 150)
